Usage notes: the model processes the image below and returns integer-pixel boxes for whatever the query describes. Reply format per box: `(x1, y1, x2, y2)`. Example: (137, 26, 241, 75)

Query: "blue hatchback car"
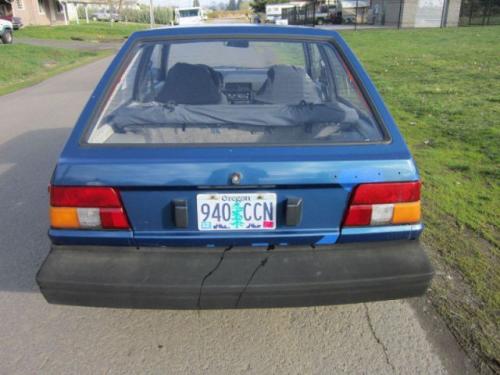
(36, 25, 433, 309)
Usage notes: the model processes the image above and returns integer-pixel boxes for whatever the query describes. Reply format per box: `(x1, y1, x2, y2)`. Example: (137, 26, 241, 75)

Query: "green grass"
(0, 44, 111, 95)
(341, 27, 499, 371)
(16, 22, 147, 42)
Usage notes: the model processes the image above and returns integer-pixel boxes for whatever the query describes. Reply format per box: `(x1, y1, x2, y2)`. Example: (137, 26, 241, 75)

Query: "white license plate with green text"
(197, 193, 277, 231)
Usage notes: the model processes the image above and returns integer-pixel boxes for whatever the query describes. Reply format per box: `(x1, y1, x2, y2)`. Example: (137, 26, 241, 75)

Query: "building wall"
(370, 0, 405, 26)
(444, 0, 462, 26)
(400, 0, 419, 27)
(12, 0, 50, 25)
(400, 0, 462, 27)
(12, 0, 66, 25)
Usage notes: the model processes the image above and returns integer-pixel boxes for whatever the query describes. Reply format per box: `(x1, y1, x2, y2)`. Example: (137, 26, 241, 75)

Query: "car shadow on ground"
(0, 127, 70, 292)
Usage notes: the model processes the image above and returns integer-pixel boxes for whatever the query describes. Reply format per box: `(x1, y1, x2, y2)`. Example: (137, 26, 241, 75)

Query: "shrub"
(76, 5, 175, 25)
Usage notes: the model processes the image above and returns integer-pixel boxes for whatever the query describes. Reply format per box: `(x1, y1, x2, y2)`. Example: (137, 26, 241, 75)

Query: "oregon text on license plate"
(197, 193, 277, 231)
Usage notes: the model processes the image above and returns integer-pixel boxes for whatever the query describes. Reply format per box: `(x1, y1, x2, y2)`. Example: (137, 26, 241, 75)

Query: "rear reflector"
(49, 186, 130, 230)
(343, 182, 421, 227)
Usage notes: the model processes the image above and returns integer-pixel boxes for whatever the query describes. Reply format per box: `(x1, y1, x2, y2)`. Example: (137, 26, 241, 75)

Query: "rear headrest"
(157, 63, 222, 105)
(256, 65, 321, 104)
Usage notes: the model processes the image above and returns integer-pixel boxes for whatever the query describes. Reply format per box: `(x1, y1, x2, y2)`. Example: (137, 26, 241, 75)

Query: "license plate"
(197, 193, 277, 231)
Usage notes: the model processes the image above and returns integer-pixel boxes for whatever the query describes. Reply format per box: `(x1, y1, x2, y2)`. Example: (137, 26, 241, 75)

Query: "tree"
(227, 0, 237, 10)
(250, 0, 292, 13)
(193, 0, 200, 7)
(250, 0, 266, 12)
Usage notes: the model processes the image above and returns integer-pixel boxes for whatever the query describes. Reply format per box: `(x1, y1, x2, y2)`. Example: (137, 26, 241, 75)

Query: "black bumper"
(36, 240, 433, 309)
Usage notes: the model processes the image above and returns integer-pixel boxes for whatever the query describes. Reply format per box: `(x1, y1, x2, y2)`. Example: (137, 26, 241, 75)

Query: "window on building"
(16, 0, 24, 10)
(38, 0, 45, 14)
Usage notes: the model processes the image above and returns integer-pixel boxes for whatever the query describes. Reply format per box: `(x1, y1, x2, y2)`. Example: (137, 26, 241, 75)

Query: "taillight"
(343, 182, 421, 227)
(49, 186, 130, 230)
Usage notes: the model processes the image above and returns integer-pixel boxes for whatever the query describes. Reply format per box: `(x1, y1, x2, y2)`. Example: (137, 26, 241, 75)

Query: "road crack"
(234, 245, 274, 308)
(364, 303, 397, 374)
(197, 245, 233, 309)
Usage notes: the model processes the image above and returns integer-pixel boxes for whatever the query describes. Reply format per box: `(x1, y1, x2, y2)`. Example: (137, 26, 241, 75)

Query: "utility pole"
(355, 0, 358, 30)
(397, 0, 404, 28)
(149, 0, 155, 28)
(312, 0, 316, 26)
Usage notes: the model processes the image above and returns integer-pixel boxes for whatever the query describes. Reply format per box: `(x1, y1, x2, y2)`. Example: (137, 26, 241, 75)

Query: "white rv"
(265, 3, 295, 23)
(175, 7, 205, 25)
(265, 2, 308, 23)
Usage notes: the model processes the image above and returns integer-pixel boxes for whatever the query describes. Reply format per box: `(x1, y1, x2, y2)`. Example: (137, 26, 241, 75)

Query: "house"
(0, 0, 67, 25)
(0, 0, 137, 26)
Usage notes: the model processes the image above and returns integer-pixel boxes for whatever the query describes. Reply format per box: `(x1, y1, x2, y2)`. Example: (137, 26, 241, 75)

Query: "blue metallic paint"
(339, 223, 423, 243)
(50, 25, 420, 247)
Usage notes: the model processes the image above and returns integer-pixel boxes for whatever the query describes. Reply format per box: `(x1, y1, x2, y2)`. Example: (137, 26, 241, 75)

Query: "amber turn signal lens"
(50, 207, 79, 229)
(392, 201, 421, 224)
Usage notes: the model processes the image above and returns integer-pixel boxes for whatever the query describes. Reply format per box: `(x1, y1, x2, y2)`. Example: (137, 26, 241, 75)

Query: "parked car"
(0, 15, 22, 29)
(90, 10, 121, 22)
(0, 19, 13, 44)
(36, 25, 433, 309)
(250, 14, 261, 24)
(315, 5, 342, 25)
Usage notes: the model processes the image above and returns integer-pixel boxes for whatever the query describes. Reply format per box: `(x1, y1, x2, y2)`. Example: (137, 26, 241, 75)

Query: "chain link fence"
(281, 0, 500, 29)
(459, 0, 500, 25)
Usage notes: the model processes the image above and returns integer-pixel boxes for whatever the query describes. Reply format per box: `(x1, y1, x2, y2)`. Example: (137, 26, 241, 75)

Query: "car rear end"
(36, 25, 433, 309)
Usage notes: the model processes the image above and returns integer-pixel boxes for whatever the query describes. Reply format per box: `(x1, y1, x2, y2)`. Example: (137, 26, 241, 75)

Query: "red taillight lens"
(49, 186, 130, 230)
(100, 208, 130, 229)
(343, 181, 421, 227)
(343, 205, 372, 226)
(351, 182, 420, 204)
(50, 186, 122, 207)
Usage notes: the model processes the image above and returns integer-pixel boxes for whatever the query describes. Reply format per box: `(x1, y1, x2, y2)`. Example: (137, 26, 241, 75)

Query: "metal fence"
(281, 0, 500, 29)
(459, 0, 500, 25)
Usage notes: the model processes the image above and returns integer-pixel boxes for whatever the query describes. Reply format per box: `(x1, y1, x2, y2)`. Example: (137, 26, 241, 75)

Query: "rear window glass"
(87, 39, 385, 145)
(179, 9, 200, 17)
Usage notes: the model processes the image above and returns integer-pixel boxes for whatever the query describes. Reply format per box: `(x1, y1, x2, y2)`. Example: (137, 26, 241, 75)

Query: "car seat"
(156, 63, 223, 105)
(255, 65, 322, 104)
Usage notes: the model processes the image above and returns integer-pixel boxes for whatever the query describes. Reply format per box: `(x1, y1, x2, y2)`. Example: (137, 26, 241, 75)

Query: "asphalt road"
(0, 57, 475, 374)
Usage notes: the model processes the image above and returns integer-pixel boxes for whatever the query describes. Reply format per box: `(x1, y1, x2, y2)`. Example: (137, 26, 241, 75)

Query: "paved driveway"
(0, 57, 474, 374)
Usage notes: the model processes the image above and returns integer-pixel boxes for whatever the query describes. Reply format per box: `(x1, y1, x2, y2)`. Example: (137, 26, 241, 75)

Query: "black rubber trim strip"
(36, 240, 433, 309)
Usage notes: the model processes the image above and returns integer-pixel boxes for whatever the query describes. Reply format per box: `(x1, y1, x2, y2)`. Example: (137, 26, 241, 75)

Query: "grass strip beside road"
(342, 27, 499, 373)
(0, 44, 111, 96)
(16, 22, 147, 43)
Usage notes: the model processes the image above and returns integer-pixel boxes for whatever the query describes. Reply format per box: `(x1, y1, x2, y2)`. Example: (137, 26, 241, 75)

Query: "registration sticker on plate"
(197, 193, 277, 231)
